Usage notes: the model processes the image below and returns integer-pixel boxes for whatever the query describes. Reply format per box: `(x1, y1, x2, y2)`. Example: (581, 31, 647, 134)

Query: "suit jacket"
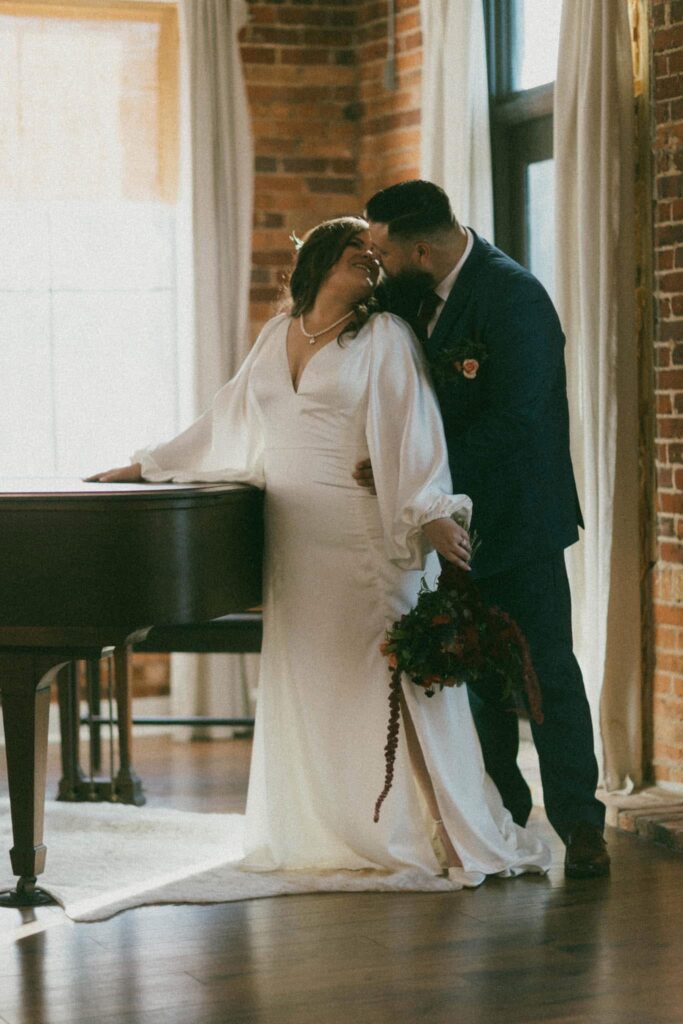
(380, 231, 583, 579)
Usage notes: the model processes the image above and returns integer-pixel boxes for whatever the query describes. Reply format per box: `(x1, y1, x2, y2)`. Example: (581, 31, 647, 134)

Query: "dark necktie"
(414, 290, 441, 343)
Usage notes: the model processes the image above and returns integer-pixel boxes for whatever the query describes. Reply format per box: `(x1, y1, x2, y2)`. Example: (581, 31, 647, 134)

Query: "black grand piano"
(0, 479, 263, 907)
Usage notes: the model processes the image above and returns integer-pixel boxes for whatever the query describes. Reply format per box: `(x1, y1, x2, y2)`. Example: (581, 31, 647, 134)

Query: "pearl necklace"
(299, 311, 353, 344)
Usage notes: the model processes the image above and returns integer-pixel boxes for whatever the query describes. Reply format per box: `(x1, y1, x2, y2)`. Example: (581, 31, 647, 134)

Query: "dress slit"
(399, 692, 463, 870)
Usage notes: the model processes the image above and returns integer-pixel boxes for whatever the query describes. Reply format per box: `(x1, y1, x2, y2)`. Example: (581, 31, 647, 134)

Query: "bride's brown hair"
(287, 216, 377, 339)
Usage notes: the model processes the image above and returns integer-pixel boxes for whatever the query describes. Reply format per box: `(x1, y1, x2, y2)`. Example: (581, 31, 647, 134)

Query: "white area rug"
(0, 799, 452, 922)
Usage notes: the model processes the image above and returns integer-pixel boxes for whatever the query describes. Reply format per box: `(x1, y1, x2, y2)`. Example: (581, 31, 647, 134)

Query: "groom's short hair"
(365, 180, 458, 240)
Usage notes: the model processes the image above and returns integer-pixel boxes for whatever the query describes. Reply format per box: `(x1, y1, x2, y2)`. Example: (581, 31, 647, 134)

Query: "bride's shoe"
(446, 865, 486, 888)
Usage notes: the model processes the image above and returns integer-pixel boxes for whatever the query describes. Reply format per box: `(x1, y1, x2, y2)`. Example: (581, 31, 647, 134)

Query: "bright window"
(512, 0, 563, 92)
(0, 2, 179, 477)
(485, 0, 562, 298)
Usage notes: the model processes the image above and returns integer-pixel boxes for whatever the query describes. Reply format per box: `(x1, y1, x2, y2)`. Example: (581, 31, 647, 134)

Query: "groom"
(355, 179, 609, 878)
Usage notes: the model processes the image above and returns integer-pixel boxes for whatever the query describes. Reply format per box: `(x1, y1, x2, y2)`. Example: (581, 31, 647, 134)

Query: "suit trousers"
(467, 551, 605, 842)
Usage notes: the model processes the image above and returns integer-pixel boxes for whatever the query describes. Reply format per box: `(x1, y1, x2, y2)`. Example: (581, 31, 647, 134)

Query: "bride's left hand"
(422, 517, 471, 570)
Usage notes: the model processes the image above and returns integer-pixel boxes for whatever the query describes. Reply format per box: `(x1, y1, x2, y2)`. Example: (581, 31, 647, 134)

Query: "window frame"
(483, 0, 554, 264)
(0, 0, 179, 202)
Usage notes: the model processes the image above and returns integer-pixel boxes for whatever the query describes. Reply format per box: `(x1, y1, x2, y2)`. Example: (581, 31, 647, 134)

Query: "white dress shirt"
(426, 227, 474, 337)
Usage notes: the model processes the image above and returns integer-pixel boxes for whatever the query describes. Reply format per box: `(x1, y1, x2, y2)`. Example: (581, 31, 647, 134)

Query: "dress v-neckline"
(284, 318, 337, 395)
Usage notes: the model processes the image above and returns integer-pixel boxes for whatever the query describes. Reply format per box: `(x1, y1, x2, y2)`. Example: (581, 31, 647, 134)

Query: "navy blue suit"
(385, 231, 604, 840)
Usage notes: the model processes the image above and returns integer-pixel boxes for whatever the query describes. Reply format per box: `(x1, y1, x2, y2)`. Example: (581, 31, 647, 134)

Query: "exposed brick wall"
(357, 0, 422, 202)
(240, 0, 423, 340)
(241, 0, 363, 340)
(650, 0, 683, 786)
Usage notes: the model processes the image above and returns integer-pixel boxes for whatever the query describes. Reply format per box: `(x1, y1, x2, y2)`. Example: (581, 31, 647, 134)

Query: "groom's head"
(365, 180, 464, 290)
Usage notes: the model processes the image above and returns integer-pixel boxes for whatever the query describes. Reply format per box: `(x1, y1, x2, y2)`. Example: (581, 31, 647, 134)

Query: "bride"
(90, 216, 550, 888)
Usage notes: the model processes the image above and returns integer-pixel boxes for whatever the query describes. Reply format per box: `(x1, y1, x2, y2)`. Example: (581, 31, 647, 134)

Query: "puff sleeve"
(365, 313, 472, 569)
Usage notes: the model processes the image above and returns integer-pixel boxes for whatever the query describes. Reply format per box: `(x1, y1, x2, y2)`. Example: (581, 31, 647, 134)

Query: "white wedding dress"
(136, 312, 550, 889)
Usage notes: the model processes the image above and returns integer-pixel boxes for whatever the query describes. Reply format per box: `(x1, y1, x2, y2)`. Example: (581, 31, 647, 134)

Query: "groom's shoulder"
(469, 232, 549, 304)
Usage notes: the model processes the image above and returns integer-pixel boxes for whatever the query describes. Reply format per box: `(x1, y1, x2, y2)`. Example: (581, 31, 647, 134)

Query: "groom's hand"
(353, 458, 376, 495)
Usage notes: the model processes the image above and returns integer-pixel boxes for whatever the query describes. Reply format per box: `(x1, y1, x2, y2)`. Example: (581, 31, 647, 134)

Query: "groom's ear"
(414, 241, 431, 265)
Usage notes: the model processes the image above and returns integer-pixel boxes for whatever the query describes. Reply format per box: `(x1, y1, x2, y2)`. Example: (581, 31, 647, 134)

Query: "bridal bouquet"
(374, 558, 544, 822)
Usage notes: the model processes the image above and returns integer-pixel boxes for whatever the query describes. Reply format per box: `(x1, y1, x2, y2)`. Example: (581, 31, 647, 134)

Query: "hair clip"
(289, 231, 304, 252)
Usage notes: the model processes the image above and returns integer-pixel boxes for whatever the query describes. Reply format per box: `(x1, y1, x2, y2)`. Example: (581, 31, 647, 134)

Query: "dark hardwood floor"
(1, 736, 682, 1024)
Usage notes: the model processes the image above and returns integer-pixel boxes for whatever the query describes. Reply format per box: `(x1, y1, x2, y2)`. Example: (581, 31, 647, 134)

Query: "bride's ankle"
(431, 818, 462, 870)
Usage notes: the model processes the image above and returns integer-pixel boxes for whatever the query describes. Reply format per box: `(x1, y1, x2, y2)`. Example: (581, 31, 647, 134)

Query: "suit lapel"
(425, 230, 489, 358)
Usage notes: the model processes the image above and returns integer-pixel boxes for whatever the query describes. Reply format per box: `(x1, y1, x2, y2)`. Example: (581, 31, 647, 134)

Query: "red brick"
(657, 72, 683, 100)
(658, 175, 683, 199)
(661, 249, 676, 270)
(306, 176, 357, 194)
(659, 270, 683, 291)
(656, 52, 670, 77)
(657, 201, 673, 223)
(279, 47, 330, 64)
(655, 623, 680, 651)
(334, 49, 357, 65)
(250, 25, 303, 45)
(241, 46, 276, 64)
(656, 223, 683, 246)
(654, 24, 683, 52)
(277, 6, 329, 26)
(655, 345, 672, 368)
(249, 286, 282, 303)
(396, 10, 420, 33)
(301, 27, 354, 46)
(398, 30, 422, 52)
(654, 671, 674, 694)
(660, 320, 683, 341)
(661, 541, 683, 564)
(255, 155, 278, 172)
(657, 488, 683, 511)
(248, 5, 278, 25)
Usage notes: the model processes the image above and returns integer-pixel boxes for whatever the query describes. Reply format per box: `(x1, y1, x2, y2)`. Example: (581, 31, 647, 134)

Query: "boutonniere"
(429, 338, 488, 386)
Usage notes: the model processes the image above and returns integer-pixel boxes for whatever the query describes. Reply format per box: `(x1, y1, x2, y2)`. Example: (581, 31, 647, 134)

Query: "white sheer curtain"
(554, 0, 641, 790)
(172, 0, 257, 737)
(419, 0, 494, 238)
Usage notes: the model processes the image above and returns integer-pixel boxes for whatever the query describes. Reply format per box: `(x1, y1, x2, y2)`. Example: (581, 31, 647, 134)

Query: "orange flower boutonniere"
(429, 338, 488, 387)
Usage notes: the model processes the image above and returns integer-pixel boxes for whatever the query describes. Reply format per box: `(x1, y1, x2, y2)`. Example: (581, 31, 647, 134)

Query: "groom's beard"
(377, 268, 434, 317)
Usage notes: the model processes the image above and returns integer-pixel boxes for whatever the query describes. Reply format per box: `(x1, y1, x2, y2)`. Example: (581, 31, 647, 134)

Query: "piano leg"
(112, 646, 145, 806)
(56, 662, 86, 801)
(0, 652, 64, 908)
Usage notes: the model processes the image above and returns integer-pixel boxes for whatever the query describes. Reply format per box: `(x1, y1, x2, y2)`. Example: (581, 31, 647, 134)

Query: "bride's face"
(323, 230, 380, 302)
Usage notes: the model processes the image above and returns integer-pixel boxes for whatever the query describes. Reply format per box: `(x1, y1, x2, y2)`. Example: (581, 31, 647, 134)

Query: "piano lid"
(0, 478, 250, 500)
(0, 478, 264, 627)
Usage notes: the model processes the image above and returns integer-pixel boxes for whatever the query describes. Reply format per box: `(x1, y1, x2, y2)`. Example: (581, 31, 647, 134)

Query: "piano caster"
(114, 769, 146, 807)
(0, 876, 57, 909)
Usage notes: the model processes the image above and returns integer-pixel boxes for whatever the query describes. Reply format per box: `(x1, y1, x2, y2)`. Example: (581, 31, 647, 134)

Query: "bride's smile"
(324, 229, 380, 299)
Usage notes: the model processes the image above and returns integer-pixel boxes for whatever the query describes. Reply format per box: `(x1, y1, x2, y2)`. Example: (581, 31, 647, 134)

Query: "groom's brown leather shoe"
(564, 823, 610, 879)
